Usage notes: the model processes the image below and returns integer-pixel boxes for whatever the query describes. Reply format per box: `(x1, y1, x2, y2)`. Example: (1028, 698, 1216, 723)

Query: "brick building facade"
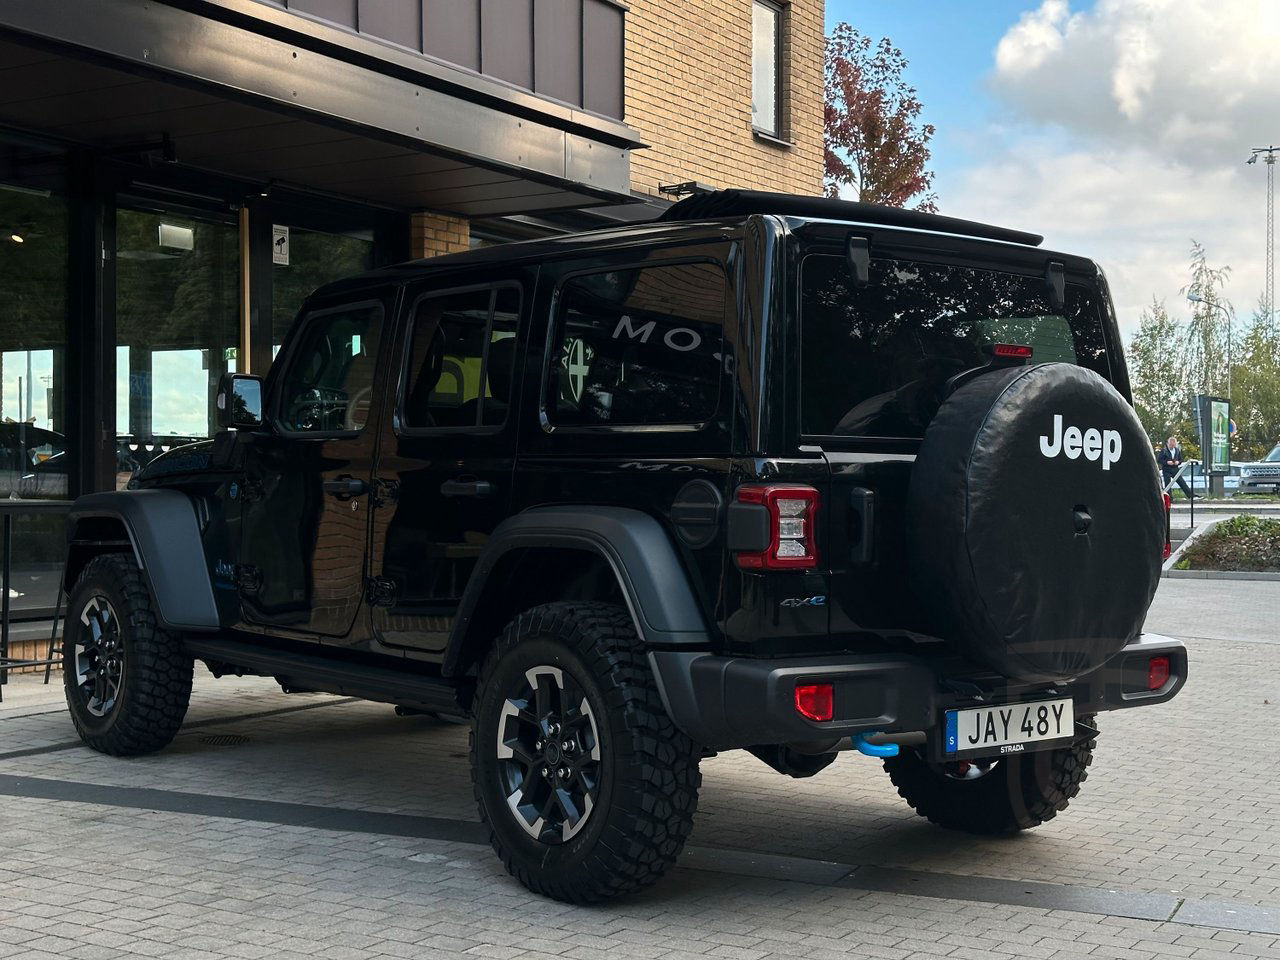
(411, 0, 826, 258)
(625, 0, 825, 200)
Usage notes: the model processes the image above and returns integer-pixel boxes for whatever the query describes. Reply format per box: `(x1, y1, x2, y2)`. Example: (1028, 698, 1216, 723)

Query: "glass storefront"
(0, 137, 69, 501)
(114, 206, 239, 488)
(0, 137, 70, 623)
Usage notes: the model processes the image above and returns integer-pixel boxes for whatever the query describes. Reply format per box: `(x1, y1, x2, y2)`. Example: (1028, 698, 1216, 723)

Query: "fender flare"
(65, 490, 220, 632)
(443, 505, 712, 677)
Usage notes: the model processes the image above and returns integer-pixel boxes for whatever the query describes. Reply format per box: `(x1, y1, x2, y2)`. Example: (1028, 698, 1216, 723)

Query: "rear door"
(794, 238, 1114, 639)
(509, 244, 739, 634)
(367, 270, 528, 655)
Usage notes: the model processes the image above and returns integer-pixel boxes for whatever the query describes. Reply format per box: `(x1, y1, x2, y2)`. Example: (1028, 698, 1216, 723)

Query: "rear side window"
(800, 255, 1109, 439)
(402, 286, 520, 430)
(548, 261, 727, 427)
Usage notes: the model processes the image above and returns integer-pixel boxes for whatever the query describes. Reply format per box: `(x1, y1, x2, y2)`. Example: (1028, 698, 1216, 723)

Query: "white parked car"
(1238, 443, 1280, 492)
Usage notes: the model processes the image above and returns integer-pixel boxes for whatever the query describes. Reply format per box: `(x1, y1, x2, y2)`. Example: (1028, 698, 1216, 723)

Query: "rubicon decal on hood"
(1038, 414, 1123, 470)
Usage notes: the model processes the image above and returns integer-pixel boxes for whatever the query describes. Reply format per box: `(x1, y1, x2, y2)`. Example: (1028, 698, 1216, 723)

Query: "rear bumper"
(649, 634, 1188, 751)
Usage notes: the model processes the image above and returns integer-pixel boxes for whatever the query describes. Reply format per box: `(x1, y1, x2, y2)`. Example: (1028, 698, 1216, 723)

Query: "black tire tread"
(64, 553, 193, 756)
(471, 601, 701, 903)
(883, 716, 1097, 833)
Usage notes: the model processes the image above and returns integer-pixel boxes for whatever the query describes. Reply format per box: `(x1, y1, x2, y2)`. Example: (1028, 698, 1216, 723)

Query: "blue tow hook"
(852, 731, 899, 758)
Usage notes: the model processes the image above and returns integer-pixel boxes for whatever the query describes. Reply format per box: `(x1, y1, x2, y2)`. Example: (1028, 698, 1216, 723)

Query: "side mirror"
(216, 373, 264, 430)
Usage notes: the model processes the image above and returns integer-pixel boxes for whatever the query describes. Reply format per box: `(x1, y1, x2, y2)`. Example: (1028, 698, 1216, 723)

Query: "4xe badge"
(1039, 414, 1122, 470)
(780, 596, 826, 608)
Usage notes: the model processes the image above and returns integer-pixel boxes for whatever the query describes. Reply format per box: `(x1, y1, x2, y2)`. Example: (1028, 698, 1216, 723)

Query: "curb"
(1163, 569, 1280, 581)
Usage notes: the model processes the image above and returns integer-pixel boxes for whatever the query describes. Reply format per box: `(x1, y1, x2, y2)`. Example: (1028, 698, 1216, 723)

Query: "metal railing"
(1162, 460, 1197, 528)
(0, 499, 71, 703)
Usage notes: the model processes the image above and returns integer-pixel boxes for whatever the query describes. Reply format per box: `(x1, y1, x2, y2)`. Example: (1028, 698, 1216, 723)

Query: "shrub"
(1177, 514, 1280, 571)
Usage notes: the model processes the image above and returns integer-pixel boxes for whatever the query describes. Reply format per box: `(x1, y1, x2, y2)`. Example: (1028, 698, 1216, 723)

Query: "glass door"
(114, 203, 239, 488)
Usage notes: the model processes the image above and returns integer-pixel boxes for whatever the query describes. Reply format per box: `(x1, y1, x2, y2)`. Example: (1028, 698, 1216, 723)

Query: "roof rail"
(657, 189, 1044, 247)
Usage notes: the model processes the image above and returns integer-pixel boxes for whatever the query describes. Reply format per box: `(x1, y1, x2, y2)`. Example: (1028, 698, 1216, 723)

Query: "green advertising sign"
(1195, 395, 1231, 474)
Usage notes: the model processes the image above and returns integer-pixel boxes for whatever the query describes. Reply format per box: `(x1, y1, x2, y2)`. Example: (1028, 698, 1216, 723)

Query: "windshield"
(800, 254, 1111, 439)
(1265, 444, 1280, 462)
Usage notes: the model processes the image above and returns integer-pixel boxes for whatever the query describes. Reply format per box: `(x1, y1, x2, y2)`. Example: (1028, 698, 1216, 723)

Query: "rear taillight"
(734, 484, 819, 569)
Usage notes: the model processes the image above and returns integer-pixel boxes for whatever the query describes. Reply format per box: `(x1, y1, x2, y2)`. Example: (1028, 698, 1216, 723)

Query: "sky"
(825, 0, 1280, 339)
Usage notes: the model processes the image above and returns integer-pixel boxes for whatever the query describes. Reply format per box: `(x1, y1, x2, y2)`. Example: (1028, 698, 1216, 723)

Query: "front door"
(239, 297, 389, 639)
(368, 276, 526, 654)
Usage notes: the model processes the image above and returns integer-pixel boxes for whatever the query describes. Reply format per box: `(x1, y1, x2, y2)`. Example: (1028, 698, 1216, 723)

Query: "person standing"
(1158, 436, 1193, 498)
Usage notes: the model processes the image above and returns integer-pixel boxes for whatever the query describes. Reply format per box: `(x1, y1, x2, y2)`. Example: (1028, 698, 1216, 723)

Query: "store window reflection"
(114, 207, 238, 488)
(271, 226, 374, 357)
(0, 141, 69, 501)
(0, 138, 70, 625)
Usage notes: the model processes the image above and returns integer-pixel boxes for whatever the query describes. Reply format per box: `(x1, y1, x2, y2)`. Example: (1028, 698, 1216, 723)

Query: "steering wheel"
(344, 385, 373, 432)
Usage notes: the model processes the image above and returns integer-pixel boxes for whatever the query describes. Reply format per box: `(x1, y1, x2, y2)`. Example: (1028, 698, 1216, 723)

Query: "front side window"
(752, 0, 782, 136)
(548, 262, 728, 427)
(402, 286, 520, 430)
(801, 255, 1110, 439)
(278, 303, 382, 433)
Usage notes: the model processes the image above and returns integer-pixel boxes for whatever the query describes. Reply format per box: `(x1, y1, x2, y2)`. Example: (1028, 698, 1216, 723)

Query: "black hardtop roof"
(310, 190, 1047, 301)
(660, 189, 1044, 246)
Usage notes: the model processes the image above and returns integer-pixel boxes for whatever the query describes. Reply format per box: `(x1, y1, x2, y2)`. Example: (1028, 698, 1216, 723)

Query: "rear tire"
(470, 601, 701, 903)
(63, 553, 194, 756)
(883, 717, 1097, 833)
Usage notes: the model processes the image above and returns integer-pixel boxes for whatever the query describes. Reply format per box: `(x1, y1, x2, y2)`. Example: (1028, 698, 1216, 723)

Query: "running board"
(183, 637, 464, 714)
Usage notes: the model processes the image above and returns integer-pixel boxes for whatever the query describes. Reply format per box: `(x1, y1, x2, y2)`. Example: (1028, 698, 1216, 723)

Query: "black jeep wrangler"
(61, 191, 1186, 902)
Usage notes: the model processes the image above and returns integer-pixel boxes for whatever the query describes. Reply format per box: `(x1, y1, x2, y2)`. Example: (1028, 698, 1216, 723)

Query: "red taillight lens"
(1148, 656, 1170, 690)
(993, 342, 1033, 359)
(794, 682, 833, 722)
(1163, 493, 1172, 559)
(735, 484, 819, 570)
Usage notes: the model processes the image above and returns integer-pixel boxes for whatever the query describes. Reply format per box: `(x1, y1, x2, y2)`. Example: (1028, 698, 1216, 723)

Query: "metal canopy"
(0, 0, 639, 216)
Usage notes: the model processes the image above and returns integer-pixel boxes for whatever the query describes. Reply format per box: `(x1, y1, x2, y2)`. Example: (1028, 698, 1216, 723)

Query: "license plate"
(944, 698, 1075, 757)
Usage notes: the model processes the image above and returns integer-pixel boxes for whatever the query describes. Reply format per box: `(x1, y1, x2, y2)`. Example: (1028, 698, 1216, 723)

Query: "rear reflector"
(1148, 655, 1170, 690)
(735, 484, 819, 570)
(794, 683, 833, 722)
(993, 343, 1034, 359)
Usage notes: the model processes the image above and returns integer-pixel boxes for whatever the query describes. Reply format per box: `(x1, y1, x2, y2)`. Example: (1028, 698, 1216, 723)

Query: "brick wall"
(625, 0, 825, 199)
(410, 211, 470, 258)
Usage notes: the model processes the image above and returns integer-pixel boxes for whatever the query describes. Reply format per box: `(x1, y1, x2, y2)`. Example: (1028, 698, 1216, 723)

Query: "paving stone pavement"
(0, 577, 1276, 959)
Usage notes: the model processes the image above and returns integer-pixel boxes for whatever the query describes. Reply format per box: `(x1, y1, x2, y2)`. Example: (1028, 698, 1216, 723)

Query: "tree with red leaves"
(824, 23, 937, 212)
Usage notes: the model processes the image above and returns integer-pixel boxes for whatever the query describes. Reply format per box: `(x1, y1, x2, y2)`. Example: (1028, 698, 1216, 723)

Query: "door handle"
(441, 479, 493, 498)
(323, 476, 367, 498)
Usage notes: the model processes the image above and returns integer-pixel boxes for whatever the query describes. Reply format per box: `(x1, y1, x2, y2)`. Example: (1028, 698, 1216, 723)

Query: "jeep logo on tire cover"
(1038, 414, 1123, 470)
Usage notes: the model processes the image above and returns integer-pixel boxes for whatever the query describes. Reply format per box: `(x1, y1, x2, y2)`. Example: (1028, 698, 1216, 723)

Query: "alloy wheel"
(495, 664, 602, 843)
(75, 595, 125, 718)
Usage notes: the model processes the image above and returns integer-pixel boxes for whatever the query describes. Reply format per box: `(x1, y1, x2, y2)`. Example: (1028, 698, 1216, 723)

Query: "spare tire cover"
(906, 362, 1164, 684)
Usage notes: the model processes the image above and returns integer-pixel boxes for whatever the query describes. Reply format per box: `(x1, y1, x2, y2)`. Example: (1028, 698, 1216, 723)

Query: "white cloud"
(940, 0, 1280, 340)
(991, 0, 1280, 165)
(940, 139, 1261, 335)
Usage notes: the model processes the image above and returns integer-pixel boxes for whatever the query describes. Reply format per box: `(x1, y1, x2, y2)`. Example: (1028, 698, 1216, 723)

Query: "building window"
(751, 1, 782, 137)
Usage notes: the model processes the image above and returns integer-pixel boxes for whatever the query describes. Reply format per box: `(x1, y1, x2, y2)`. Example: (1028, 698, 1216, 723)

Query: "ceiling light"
(9, 234, 23, 244)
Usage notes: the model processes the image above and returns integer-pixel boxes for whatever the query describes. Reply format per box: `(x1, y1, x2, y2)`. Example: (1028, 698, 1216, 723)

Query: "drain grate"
(199, 734, 250, 747)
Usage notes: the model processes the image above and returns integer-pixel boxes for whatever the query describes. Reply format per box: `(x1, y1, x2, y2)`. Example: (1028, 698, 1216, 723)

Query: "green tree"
(1228, 295, 1280, 461)
(1127, 297, 1187, 444)
(1180, 241, 1232, 399)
